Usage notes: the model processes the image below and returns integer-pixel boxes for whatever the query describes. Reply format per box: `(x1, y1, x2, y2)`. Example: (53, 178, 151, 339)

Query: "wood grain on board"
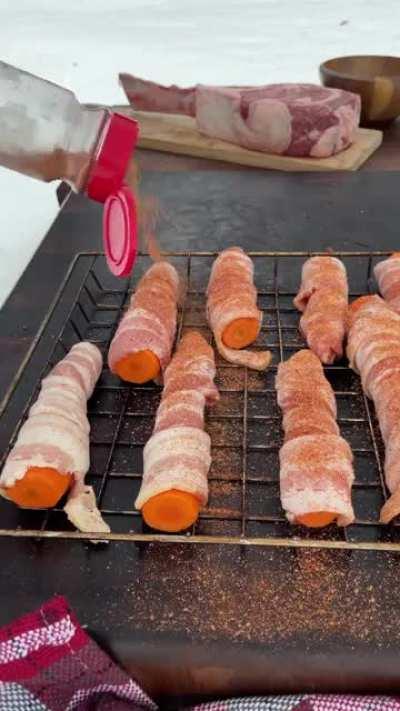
(134, 110, 383, 172)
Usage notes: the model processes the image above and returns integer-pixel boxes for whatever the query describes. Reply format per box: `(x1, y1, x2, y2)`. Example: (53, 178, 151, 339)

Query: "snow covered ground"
(0, 0, 399, 305)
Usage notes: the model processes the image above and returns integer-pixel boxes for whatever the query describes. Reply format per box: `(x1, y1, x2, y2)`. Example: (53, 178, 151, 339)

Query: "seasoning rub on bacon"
(276, 349, 355, 528)
(206, 247, 271, 371)
(0, 342, 109, 534)
(135, 330, 219, 532)
(374, 253, 400, 314)
(108, 261, 180, 384)
(294, 256, 349, 365)
(347, 295, 400, 523)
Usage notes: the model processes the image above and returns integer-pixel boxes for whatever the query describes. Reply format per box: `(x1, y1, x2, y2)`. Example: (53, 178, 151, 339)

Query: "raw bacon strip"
(0, 342, 109, 534)
(276, 350, 355, 527)
(64, 482, 110, 536)
(347, 295, 400, 523)
(108, 261, 179, 383)
(135, 330, 219, 532)
(374, 253, 400, 314)
(206, 247, 271, 370)
(294, 256, 348, 365)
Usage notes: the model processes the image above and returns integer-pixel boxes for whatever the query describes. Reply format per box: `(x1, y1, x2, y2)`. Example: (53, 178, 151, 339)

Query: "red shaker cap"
(103, 185, 138, 277)
(86, 112, 139, 278)
(86, 112, 139, 203)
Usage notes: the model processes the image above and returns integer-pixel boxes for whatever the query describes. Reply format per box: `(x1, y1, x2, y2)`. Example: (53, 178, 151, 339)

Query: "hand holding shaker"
(0, 61, 139, 276)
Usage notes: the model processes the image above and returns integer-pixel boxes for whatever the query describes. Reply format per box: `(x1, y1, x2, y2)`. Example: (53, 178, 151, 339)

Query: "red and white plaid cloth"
(0, 596, 398, 711)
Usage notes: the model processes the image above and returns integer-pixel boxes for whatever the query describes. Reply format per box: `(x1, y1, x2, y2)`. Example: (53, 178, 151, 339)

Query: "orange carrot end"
(222, 317, 260, 350)
(296, 511, 337, 528)
(114, 350, 160, 384)
(6, 467, 73, 509)
(142, 489, 200, 532)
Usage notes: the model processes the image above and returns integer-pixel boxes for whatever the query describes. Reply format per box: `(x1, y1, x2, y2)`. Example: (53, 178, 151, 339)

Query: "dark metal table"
(1, 170, 400, 705)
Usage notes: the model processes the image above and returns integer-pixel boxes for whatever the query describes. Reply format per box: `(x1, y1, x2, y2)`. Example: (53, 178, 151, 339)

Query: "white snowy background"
(0, 0, 399, 305)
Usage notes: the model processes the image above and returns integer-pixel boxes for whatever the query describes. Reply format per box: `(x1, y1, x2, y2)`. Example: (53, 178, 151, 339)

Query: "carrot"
(6, 467, 73, 509)
(114, 350, 160, 384)
(142, 489, 200, 532)
(296, 511, 336, 528)
(222, 317, 260, 350)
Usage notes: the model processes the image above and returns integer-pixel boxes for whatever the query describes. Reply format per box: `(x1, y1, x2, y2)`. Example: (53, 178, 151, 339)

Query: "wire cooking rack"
(1, 250, 399, 551)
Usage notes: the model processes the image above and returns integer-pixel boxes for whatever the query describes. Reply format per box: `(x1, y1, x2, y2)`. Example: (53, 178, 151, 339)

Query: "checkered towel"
(0, 596, 398, 711)
(0, 596, 155, 710)
(192, 698, 400, 710)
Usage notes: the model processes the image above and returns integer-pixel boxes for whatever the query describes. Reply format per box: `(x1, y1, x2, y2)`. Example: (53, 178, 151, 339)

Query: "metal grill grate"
(1, 250, 399, 551)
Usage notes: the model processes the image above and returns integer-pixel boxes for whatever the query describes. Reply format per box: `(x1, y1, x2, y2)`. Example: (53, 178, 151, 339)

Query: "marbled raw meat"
(120, 75, 360, 158)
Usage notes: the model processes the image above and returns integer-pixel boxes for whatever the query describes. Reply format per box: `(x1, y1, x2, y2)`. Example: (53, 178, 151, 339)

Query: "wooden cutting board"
(134, 110, 383, 172)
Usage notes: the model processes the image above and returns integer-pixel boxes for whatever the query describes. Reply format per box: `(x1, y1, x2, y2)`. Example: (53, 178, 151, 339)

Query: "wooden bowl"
(320, 55, 400, 126)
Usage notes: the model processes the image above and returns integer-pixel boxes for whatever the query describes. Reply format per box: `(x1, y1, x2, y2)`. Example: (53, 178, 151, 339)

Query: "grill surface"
(1, 250, 399, 551)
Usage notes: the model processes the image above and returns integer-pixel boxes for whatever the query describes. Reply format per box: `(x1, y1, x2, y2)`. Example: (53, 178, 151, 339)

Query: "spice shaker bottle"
(0, 61, 139, 276)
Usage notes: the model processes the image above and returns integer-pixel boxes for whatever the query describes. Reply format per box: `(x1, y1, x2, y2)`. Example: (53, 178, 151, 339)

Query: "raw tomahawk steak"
(120, 75, 361, 158)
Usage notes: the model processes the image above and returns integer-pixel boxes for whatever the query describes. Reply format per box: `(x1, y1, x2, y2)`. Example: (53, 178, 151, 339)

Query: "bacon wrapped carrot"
(206, 247, 271, 370)
(294, 256, 348, 364)
(347, 295, 400, 523)
(276, 349, 355, 527)
(374, 253, 400, 314)
(0, 342, 109, 534)
(108, 261, 179, 384)
(135, 330, 219, 532)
